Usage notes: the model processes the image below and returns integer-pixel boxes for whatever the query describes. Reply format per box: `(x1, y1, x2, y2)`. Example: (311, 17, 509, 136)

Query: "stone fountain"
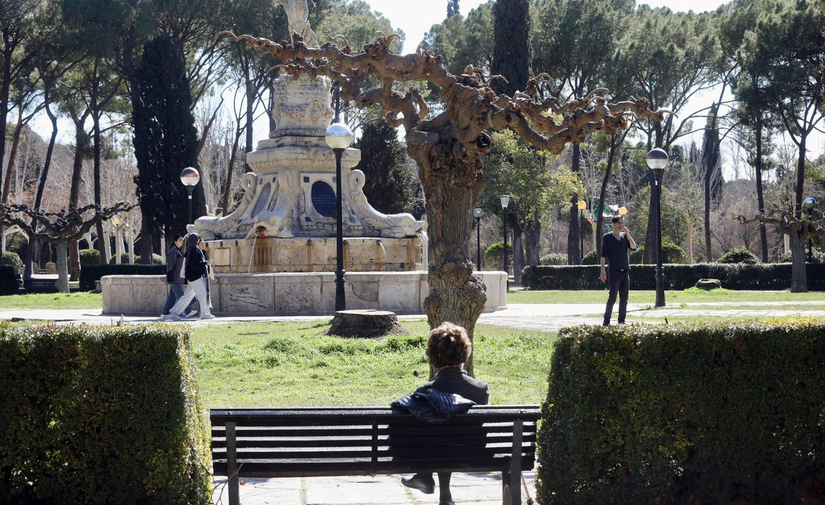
(190, 73, 428, 274)
(100, 0, 506, 316)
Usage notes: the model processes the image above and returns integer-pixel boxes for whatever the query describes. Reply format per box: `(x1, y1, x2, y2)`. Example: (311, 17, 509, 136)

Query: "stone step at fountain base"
(101, 271, 507, 316)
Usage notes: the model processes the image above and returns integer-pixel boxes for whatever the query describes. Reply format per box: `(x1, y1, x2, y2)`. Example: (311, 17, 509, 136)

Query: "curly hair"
(426, 322, 472, 368)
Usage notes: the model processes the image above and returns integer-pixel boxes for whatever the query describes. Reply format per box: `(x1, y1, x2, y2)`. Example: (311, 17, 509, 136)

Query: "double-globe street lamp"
(180, 166, 200, 225)
(804, 197, 817, 262)
(500, 195, 510, 291)
(473, 208, 484, 269)
(647, 148, 668, 308)
(325, 84, 355, 312)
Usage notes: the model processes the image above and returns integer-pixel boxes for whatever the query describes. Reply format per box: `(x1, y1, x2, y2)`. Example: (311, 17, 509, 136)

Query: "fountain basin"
(208, 236, 426, 274)
(101, 271, 507, 316)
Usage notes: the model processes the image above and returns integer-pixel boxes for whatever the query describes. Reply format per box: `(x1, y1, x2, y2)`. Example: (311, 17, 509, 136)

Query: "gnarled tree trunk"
(789, 224, 807, 293)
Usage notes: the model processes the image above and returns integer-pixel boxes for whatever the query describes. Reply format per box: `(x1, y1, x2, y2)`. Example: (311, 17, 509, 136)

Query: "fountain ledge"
(101, 271, 507, 316)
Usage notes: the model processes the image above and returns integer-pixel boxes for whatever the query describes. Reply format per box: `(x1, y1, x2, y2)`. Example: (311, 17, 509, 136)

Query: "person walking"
(168, 233, 215, 320)
(397, 322, 489, 505)
(600, 215, 636, 325)
(160, 235, 195, 319)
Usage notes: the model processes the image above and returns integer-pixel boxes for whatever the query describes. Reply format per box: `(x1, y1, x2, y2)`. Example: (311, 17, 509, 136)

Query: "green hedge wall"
(521, 263, 825, 290)
(80, 264, 164, 291)
(0, 265, 18, 296)
(536, 320, 825, 505)
(0, 324, 211, 504)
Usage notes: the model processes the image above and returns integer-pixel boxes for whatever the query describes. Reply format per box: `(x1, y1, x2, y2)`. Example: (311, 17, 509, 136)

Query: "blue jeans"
(161, 283, 195, 315)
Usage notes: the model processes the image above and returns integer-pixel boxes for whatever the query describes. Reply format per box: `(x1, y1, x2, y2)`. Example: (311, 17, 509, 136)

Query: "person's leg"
(191, 278, 213, 318)
(618, 272, 630, 324)
(402, 472, 435, 494)
(161, 283, 184, 315)
(170, 284, 196, 317)
(603, 272, 619, 325)
(437, 472, 453, 504)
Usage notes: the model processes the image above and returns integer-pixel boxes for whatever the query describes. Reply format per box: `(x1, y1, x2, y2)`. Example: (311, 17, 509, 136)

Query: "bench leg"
(227, 422, 239, 505)
(502, 471, 512, 505)
(509, 420, 523, 505)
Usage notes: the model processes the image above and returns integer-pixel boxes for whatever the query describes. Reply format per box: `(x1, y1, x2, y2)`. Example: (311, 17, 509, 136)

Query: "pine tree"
(132, 35, 200, 253)
(353, 120, 421, 217)
(447, 0, 460, 18)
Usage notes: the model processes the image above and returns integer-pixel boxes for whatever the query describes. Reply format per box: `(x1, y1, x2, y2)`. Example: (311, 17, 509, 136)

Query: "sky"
(363, 0, 729, 55)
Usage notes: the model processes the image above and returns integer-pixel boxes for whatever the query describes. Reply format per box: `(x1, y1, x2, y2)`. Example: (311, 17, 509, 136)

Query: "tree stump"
(326, 310, 409, 338)
(696, 278, 722, 290)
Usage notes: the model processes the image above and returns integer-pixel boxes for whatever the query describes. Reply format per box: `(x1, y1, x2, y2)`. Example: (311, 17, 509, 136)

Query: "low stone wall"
(102, 271, 507, 316)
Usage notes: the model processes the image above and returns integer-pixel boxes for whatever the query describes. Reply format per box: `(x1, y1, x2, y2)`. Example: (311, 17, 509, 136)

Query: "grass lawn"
(0, 292, 102, 310)
(508, 287, 825, 305)
(189, 319, 556, 409)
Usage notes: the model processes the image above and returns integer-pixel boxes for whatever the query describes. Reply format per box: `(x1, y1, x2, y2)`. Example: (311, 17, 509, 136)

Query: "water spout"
(247, 228, 266, 274)
(375, 240, 387, 270)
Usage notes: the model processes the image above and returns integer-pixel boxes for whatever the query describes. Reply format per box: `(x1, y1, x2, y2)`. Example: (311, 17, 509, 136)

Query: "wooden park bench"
(211, 405, 541, 505)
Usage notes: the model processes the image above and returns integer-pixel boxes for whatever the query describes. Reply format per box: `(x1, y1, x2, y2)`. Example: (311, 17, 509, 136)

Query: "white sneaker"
(167, 312, 182, 321)
(184, 310, 198, 318)
(200, 313, 215, 319)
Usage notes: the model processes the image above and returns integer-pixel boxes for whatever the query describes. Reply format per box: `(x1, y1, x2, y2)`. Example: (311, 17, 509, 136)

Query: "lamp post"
(325, 84, 354, 312)
(577, 200, 586, 262)
(647, 148, 668, 308)
(500, 195, 510, 291)
(804, 197, 817, 262)
(180, 167, 200, 225)
(473, 208, 484, 270)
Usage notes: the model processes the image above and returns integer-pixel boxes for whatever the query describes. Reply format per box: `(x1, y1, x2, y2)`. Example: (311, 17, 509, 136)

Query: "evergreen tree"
(132, 34, 200, 256)
(491, 0, 532, 97)
(353, 120, 421, 217)
(447, 0, 460, 17)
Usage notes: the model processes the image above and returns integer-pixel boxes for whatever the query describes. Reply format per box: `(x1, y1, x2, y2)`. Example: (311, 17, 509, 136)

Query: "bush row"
(0, 266, 18, 296)
(521, 262, 825, 290)
(0, 324, 211, 503)
(536, 320, 825, 504)
(79, 263, 165, 291)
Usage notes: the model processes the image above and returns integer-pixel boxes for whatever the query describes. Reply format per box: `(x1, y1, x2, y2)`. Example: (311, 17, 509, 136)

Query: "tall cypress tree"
(132, 34, 200, 259)
(353, 120, 422, 217)
(491, 0, 531, 97)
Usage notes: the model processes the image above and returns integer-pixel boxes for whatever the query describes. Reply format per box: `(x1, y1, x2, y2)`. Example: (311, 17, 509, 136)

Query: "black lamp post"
(473, 207, 484, 270)
(180, 166, 200, 225)
(647, 148, 668, 308)
(804, 197, 817, 262)
(500, 195, 510, 291)
(577, 200, 586, 262)
(325, 84, 354, 312)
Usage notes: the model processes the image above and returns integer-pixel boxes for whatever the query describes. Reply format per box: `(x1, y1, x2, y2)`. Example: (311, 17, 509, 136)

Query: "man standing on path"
(600, 215, 636, 325)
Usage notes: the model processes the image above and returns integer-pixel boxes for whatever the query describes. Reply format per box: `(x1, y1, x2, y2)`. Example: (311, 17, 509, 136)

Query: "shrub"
(0, 251, 23, 275)
(581, 250, 599, 265)
(0, 324, 211, 503)
(718, 247, 758, 264)
(0, 265, 18, 295)
(79, 264, 165, 291)
(627, 243, 686, 265)
(536, 320, 825, 505)
(521, 263, 825, 291)
(540, 253, 567, 266)
(778, 249, 825, 263)
(484, 242, 511, 272)
(79, 248, 101, 267)
(108, 252, 164, 265)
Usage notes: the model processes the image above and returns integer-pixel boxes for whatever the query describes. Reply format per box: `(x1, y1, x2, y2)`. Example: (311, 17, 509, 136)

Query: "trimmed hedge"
(1, 251, 23, 275)
(536, 320, 825, 505)
(0, 265, 18, 296)
(521, 262, 825, 290)
(80, 264, 164, 291)
(0, 324, 211, 504)
(718, 247, 758, 264)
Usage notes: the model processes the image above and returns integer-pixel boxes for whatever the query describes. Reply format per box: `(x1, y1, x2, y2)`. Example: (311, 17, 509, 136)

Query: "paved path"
(3, 302, 824, 505)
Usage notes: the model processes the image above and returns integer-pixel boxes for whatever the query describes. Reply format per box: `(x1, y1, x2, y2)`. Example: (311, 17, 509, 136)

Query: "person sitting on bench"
(399, 322, 490, 505)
